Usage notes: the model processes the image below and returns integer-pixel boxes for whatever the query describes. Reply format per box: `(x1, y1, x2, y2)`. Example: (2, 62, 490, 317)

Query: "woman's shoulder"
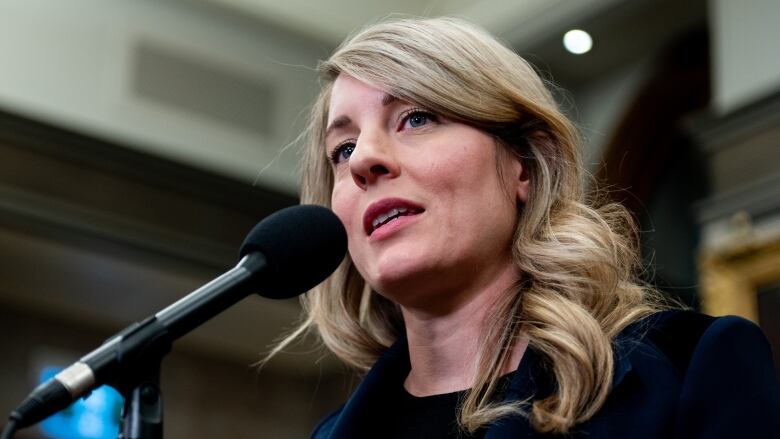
(619, 310, 778, 381)
(609, 310, 780, 437)
(625, 310, 719, 369)
(625, 310, 774, 374)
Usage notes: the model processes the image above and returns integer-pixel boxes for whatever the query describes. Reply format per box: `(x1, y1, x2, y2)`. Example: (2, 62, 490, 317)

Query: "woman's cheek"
(331, 184, 358, 237)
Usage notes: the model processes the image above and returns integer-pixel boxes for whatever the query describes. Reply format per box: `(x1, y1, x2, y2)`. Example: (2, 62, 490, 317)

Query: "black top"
(379, 374, 515, 439)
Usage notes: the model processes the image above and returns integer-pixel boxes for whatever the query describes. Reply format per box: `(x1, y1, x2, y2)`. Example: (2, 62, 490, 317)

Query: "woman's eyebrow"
(381, 93, 397, 106)
(325, 93, 399, 140)
(325, 115, 351, 140)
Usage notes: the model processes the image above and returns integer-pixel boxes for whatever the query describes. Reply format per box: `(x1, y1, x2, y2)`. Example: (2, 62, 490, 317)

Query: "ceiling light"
(563, 29, 592, 55)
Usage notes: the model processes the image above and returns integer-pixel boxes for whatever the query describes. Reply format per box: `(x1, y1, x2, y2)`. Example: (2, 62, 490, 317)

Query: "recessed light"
(563, 29, 593, 55)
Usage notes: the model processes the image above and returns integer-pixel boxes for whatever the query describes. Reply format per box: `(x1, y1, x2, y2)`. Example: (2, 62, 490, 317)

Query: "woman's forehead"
(325, 75, 402, 137)
(328, 75, 395, 110)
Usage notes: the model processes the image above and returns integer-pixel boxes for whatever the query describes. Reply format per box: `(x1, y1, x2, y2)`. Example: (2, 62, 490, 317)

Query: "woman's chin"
(366, 262, 424, 295)
(359, 246, 429, 284)
(368, 266, 418, 294)
(367, 265, 458, 309)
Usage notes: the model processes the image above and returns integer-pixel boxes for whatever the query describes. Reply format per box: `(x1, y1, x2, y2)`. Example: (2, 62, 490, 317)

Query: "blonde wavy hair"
(274, 17, 662, 434)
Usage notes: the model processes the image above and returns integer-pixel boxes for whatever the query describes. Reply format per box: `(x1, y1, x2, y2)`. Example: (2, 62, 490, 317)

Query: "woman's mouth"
(364, 198, 425, 236)
(371, 207, 420, 230)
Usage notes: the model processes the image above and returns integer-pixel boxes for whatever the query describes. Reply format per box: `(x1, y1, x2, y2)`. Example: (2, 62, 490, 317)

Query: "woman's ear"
(515, 160, 530, 204)
(498, 145, 530, 204)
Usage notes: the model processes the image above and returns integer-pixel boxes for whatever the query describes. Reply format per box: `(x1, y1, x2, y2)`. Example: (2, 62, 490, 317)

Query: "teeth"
(371, 207, 410, 230)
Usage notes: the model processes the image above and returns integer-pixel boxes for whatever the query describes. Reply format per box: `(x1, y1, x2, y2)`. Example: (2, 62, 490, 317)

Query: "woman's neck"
(401, 262, 528, 397)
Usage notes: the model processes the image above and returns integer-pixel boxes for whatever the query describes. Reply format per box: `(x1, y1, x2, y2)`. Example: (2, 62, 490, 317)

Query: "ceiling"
(207, 0, 601, 46)
(204, 0, 706, 90)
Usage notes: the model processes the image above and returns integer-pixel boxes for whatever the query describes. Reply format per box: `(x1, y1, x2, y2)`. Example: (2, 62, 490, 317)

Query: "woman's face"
(326, 74, 528, 310)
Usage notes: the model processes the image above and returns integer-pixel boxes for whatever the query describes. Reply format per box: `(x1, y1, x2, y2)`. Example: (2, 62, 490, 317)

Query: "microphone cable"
(0, 418, 17, 439)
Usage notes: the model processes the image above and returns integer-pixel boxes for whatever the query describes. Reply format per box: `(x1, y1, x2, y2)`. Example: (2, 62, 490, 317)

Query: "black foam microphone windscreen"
(239, 204, 347, 299)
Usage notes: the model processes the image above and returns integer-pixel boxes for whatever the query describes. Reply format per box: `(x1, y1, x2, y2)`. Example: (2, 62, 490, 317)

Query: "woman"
(271, 17, 780, 438)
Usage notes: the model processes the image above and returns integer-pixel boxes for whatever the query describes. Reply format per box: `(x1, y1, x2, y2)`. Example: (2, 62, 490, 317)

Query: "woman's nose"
(348, 132, 400, 189)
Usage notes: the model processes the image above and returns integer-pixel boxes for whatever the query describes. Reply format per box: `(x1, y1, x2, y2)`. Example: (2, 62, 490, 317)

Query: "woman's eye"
(402, 110, 437, 129)
(329, 142, 355, 164)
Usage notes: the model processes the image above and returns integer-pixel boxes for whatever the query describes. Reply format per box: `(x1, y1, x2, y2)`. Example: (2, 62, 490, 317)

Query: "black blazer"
(311, 311, 780, 438)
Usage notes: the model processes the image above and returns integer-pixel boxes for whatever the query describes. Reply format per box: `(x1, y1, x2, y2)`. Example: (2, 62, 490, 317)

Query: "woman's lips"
(363, 198, 425, 237)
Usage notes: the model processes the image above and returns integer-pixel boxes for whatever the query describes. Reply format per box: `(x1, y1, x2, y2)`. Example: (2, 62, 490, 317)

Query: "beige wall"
(711, 0, 780, 113)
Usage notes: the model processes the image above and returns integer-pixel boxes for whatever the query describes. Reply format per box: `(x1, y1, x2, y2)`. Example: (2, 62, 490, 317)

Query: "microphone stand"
(116, 350, 166, 439)
(3, 203, 348, 439)
(4, 254, 267, 438)
(106, 316, 172, 439)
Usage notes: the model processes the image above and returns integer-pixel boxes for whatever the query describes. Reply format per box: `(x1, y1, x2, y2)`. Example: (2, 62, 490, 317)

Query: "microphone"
(5, 204, 347, 431)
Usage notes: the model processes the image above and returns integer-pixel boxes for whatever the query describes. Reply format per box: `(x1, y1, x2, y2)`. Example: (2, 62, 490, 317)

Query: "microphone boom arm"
(3, 204, 348, 438)
(10, 253, 267, 437)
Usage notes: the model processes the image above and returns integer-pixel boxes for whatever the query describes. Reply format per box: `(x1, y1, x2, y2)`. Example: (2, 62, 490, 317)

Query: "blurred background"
(1, 0, 778, 437)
